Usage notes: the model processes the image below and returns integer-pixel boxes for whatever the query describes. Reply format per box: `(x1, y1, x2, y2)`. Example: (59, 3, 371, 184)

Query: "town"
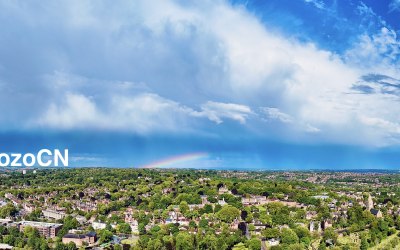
(0, 168, 399, 249)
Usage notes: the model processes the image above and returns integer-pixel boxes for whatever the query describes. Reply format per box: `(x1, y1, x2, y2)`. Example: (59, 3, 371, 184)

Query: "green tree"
(360, 233, 369, 250)
(202, 204, 213, 214)
(0, 203, 18, 218)
(99, 229, 113, 243)
(318, 241, 327, 250)
(232, 242, 249, 250)
(322, 228, 338, 245)
(176, 232, 193, 250)
(117, 223, 131, 234)
(247, 238, 261, 250)
(179, 201, 190, 216)
(263, 228, 280, 239)
(198, 234, 218, 250)
(294, 226, 311, 246)
(216, 205, 240, 223)
(281, 228, 299, 245)
(199, 219, 209, 228)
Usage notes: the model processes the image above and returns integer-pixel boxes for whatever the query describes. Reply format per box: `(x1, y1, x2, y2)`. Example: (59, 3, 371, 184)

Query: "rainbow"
(140, 152, 209, 169)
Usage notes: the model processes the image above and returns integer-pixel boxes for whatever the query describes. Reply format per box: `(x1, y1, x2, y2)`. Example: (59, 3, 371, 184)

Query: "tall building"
(366, 194, 374, 210)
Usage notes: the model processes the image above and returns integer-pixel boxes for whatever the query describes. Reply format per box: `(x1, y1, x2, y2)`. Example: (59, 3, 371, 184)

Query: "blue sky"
(0, 0, 399, 169)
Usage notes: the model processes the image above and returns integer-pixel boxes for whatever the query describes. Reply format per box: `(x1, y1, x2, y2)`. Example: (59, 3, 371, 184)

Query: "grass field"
(369, 232, 400, 250)
(121, 237, 139, 246)
(337, 230, 400, 250)
(338, 232, 360, 248)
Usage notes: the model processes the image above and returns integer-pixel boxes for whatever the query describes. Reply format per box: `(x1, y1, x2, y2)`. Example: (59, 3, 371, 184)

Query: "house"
(199, 178, 210, 183)
(370, 209, 383, 218)
(0, 219, 12, 227)
(0, 200, 7, 207)
(241, 197, 257, 206)
(241, 195, 268, 206)
(92, 221, 107, 230)
(309, 221, 322, 232)
(124, 208, 136, 223)
(218, 186, 230, 195)
(200, 195, 208, 204)
(0, 243, 13, 249)
(306, 211, 317, 220)
(267, 238, 280, 246)
(62, 232, 97, 247)
(165, 211, 189, 226)
(322, 220, 333, 230)
(23, 203, 35, 213)
(130, 219, 139, 234)
(218, 198, 227, 206)
(72, 214, 87, 224)
(162, 188, 173, 194)
(189, 204, 205, 211)
(253, 223, 268, 234)
(4, 193, 20, 206)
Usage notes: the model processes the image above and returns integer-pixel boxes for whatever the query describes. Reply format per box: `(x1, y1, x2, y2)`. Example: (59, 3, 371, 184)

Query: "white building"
(43, 209, 66, 220)
(0, 243, 13, 249)
(92, 221, 107, 230)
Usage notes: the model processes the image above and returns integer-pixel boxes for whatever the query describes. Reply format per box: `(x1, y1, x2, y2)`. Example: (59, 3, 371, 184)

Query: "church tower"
(366, 194, 374, 210)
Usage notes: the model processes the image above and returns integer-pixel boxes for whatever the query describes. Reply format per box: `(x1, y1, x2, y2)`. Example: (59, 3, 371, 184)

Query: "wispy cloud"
(389, 0, 400, 13)
(261, 107, 320, 133)
(304, 0, 325, 10)
(352, 74, 400, 95)
(195, 102, 254, 124)
(262, 107, 293, 124)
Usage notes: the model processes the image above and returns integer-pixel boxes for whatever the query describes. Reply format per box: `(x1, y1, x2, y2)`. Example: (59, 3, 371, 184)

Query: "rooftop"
(18, 220, 63, 228)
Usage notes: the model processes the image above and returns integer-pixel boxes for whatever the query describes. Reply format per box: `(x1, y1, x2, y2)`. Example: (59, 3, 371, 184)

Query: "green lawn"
(121, 237, 139, 246)
(369, 232, 400, 250)
(337, 230, 400, 250)
(338, 232, 360, 248)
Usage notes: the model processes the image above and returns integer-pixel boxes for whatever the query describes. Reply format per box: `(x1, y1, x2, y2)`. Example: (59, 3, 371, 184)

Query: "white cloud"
(261, 107, 320, 133)
(304, 0, 325, 10)
(195, 101, 253, 124)
(262, 107, 293, 124)
(359, 115, 400, 145)
(39, 93, 100, 129)
(304, 124, 321, 133)
(345, 27, 400, 69)
(39, 92, 196, 133)
(360, 115, 400, 134)
(33, 0, 400, 145)
(38, 90, 254, 133)
(0, 0, 400, 146)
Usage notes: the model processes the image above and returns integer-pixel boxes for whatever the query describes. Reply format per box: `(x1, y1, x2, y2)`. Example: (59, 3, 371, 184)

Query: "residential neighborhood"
(0, 168, 399, 249)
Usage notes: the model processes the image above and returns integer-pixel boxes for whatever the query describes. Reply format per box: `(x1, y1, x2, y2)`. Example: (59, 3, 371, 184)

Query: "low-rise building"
(218, 186, 231, 195)
(0, 219, 12, 227)
(370, 209, 383, 218)
(0, 243, 13, 249)
(43, 209, 66, 220)
(92, 221, 107, 230)
(62, 232, 97, 247)
(17, 221, 62, 238)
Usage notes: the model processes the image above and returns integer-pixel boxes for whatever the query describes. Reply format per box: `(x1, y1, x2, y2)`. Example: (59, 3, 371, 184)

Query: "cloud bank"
(0, 0, 399, 148)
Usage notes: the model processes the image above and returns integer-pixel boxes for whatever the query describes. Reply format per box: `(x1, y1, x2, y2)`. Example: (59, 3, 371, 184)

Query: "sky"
(0, 0, 400, 169)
